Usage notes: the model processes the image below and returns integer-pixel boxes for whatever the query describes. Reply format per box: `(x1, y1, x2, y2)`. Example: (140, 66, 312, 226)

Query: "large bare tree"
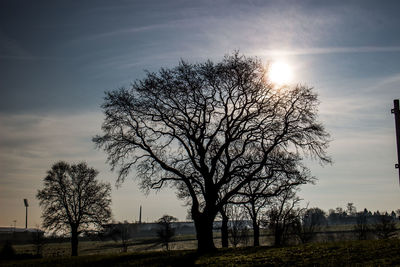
(37, 161, 112, 256)
(94, 53, 330, 253)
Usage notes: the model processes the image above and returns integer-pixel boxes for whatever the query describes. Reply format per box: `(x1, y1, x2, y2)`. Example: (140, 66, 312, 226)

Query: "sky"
(1, 0, 400, 228)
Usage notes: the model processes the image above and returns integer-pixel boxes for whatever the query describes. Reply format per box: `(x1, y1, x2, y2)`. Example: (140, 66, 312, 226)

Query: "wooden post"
(392, 99, 400, 184)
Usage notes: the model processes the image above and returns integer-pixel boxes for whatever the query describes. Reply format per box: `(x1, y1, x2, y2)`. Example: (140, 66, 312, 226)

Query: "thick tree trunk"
(221, 211, 229, 248)
(193, 212, 216, 253)
(71, 227, 79, 256)
(274, 226, 283, 246)
(252, 219, 260, 246)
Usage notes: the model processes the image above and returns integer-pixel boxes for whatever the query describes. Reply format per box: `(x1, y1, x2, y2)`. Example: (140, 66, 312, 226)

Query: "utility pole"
(392, 99, 400, 184)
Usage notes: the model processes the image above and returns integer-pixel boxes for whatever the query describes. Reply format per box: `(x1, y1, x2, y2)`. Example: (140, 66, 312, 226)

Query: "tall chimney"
(23, 199, 29, 229)
(139, 205, 142, 224)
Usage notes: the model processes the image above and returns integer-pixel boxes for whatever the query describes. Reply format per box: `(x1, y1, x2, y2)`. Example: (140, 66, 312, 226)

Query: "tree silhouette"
(265, 190, 301, 246)
(109, 221, 131, 252)
(293, 207, 327, 244)
(373, 214, 397, 239)
(94, 53, 330, 253)
(156, 215, 177, 250)
(354, 212, 370, 240)
(36, 161, 112, 256)
(234, 154, 313, 246)
(226, 205, 249, 247)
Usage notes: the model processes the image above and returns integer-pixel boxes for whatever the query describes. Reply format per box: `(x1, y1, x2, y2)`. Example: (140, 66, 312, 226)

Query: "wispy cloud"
(257, 46, 400, 57)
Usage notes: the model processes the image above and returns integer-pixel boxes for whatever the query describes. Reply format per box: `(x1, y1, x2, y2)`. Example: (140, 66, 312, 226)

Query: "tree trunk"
(193, 212, 216, 253)
(274, 225, 283, 246)
(252, 219, 260, 246)
(221, 211, 229, 248)
(71, 226, 79, 256)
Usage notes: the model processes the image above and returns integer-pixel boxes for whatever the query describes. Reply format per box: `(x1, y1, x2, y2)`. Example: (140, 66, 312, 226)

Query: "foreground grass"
(2, 239, 400, 266)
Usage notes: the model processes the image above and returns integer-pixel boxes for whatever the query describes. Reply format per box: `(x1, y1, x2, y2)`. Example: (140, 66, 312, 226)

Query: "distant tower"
(139, 205, 142, 224)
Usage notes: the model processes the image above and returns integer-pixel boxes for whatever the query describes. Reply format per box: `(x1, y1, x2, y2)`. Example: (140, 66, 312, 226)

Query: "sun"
(269, 61, 293, 85)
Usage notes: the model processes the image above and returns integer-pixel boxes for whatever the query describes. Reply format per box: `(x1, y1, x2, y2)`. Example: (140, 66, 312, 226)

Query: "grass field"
(2, 239, 400, 266)
(10, 224, 378, 257)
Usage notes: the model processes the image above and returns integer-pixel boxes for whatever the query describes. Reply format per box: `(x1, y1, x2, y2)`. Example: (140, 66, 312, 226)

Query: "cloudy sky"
(1, 0, 400, 228)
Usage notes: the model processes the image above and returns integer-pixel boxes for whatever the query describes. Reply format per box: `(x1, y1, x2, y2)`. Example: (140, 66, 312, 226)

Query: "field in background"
(10, 224, 399, 258)
(2, 239, 400, 266)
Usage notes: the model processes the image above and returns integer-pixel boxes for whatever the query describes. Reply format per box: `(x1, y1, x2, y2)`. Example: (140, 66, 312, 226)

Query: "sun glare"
(269, 61, 293, 85)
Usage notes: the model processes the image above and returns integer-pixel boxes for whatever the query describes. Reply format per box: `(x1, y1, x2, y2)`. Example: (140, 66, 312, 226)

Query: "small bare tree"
(354, 212, 370, 240)
(156, 215, 177, 250)
(293, 207, 326, 244)
(32, 225, 46, 257)
(373, 214, 397, 239)
(109, 221, 131, 252)
(265, 190, 300, 246)
(235, 154, 314, 247)
(226, 205, 249, 247)
(37, 161, 112, 256)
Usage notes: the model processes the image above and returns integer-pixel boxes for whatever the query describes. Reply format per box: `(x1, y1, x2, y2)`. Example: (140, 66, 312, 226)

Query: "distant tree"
(354, 212, 370, 240)
(109, 221, 131, 252)
(374, 211, 381, 216)
(156, 215, 178, 250)
(396, 209, 400, 220)
(32, 226, 46, 257)
(346, 203, 356, 216)
(234, 154, 313, 247)
(373, 214, 397, 239)
(391, 211, 396, 219)
(293, 207, 327, 244)
(226, 205, 249, 247)
(328, 207, 347, 225)
(265, 190, 300, 246)
(94, 53, 331, 253)
(36, 161, 112, 256)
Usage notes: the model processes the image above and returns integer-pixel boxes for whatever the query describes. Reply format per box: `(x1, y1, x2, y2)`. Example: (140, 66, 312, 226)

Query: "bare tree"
(94, 53, 330, 253)
(36, 161, 112, 256)
(156, 215, 178, 250)
(373, 214, 397, 239)
(265, 190, 301, 246)
(109, 221, 132, 252)
(227, 205, 249, 247)
(346, 203, 356, 216)
(32, 225, 46, 257)
(235, 154, 313, 246)
(354, 212, 370, 240)
(293, 207, 326, 244)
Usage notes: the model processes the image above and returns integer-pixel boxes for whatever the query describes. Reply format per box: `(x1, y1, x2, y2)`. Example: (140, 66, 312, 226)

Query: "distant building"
(0, 227, 44, 244)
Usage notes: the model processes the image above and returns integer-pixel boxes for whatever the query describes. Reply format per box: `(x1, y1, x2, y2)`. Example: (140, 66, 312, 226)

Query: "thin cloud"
(258, 46, 400, 56)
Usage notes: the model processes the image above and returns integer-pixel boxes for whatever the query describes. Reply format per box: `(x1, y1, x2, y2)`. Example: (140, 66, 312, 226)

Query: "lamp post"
(392, 99, 400, 184)
(23, 199, 29, 229)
